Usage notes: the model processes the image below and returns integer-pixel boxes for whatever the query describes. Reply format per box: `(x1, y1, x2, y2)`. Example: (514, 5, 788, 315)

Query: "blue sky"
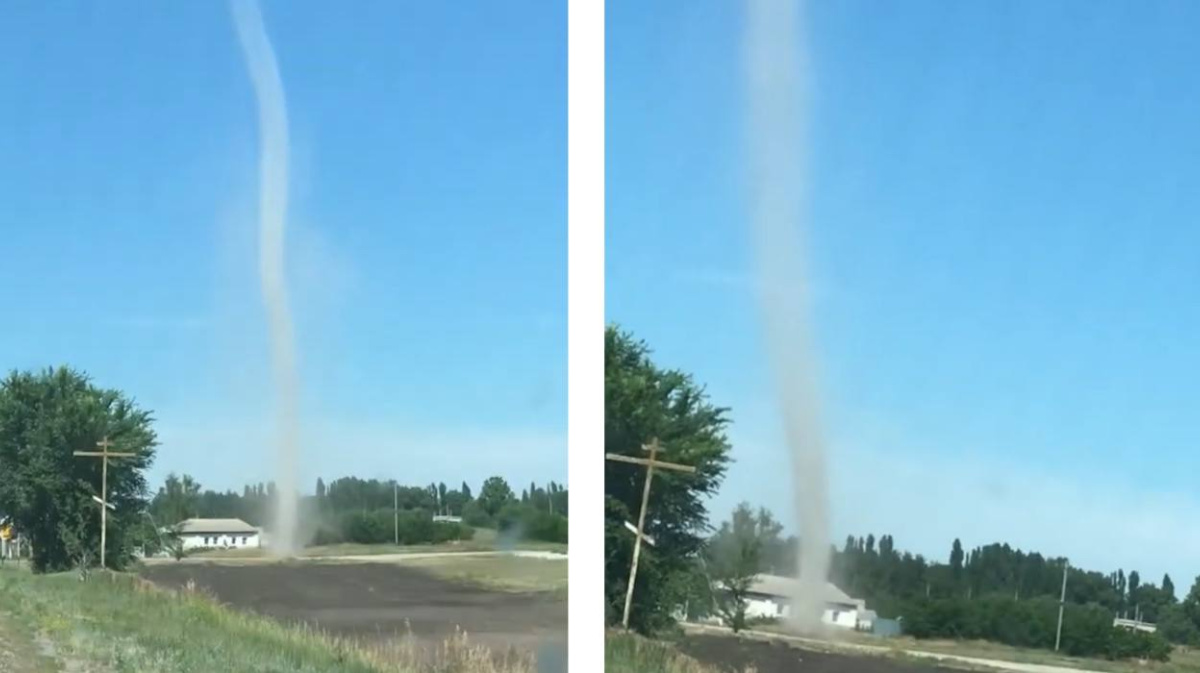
(1, 2, 565, 495)
(609, 1, 1200, 589)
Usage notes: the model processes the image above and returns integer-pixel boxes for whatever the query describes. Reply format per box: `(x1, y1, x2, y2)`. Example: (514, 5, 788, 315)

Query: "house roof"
(176, 518, 259, 534)
(745, 574, 864, 608)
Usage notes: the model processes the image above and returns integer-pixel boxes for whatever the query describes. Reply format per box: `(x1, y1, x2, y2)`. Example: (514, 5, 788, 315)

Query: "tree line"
(603, 327, 1194, 662)
(150, 472, 569, 547)
(827, 534, 1197, 643)
(699, 505, 1192, 661)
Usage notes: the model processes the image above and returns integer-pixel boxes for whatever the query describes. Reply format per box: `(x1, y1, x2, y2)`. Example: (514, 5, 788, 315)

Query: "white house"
(173, 518, 261, 550)
(1113, 617, 1157, 634)
(711, 574, 875, 631)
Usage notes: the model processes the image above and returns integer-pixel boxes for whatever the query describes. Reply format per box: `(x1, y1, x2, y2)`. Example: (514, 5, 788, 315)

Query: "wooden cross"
(73, 437, 136, 569)
(606, 437, 696, 629)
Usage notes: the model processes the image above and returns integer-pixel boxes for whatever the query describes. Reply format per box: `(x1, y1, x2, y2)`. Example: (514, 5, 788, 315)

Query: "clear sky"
(609, 1, 1200, 590)
(1, 2, 566, 495)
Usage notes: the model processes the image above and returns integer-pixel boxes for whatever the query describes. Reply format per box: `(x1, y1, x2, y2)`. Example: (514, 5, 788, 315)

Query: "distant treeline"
(901, 596, 1170, 661)
(814, 534, 1195, 658)
(149, 474, 568, 547)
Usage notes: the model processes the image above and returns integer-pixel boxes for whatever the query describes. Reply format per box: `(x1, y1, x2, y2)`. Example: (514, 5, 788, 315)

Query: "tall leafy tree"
(707, 503, 771, 632)
(1183, 576, 1200, 630)
(0, 367, 157, 572)
(604, 326, 732, 633)
(1164, 574, 1176, 601)
(478, 476, 514, 516)
(150, 473, 201, 525)
(950, 538, 965, 584)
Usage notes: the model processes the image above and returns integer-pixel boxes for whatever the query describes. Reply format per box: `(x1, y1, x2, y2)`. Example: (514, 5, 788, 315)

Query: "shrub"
(900, 596, 1172, 661)
(461, 500, 491, 528)
(309, 509, 474, 547)
(496, 503, 567, 544)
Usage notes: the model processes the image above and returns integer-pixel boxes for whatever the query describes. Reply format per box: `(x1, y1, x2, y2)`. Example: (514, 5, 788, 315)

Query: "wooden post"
(74, 437, 136, 569)
(1055, 561, 1069, 652)
(606, 438, 696, 629)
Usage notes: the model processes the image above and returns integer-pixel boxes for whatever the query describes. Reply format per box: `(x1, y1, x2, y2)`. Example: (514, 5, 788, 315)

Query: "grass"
(605, 630, 734, 673)
(403, 555, 567, 595)
(0, 590, 59, 673)
(0, 566, 535, 673)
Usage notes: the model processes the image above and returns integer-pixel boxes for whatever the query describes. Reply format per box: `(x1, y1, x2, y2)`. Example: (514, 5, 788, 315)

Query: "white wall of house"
(745, 595, 788, 619)
(180, 532, 260, 550)
(737, 595, 867, 630)
(822, 606, 860, 629)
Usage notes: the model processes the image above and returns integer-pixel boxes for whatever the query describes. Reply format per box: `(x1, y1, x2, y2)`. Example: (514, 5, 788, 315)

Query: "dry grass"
(606, 630, 742, 673)
(403, 555, 567, 594)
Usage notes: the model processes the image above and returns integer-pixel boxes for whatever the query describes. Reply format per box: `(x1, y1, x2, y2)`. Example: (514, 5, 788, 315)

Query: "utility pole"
(1055, 561, 1069, 652)
(605, 438, 696, 629)
(393, 481, 399, 546)
(74, 437, 135, 569)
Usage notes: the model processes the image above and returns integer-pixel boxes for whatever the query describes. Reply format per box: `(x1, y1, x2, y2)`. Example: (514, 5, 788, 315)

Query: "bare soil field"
(677, 634, 957, 673)
(139, 561, 566, 656)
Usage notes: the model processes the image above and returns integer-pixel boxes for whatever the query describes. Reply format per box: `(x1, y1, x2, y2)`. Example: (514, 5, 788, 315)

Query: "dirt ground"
(678, 634, 958, 673)
(139, 562, 567, 656)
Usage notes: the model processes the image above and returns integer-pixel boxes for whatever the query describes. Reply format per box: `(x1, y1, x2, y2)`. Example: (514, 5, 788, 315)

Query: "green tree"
(478, 476, 514, 517)
(461, 481, 472, 501)
(707, 503, 775, 632)
(443, 488, 468, 517)
(150, 473, 201, 525)
(605, 326, 732, 633)
(950, 538, 964, 585)
(1159, 603, 1200, 646)
(1182, 576, 1200, 629)
(0, 367, 157, 572)
(1163, 574, 1176, 601)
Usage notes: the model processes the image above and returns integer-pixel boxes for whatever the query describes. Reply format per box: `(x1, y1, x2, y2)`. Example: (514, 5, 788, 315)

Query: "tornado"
(743, 0, 831, 633)
(232, 0, 300, 556)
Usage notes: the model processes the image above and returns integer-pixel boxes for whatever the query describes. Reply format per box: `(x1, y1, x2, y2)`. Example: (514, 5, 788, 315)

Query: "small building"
(173, 518, 261, 550)
(712, 574, 876, 631)
(1113, 617, 1157, 634)
(432, 515, 463, 524)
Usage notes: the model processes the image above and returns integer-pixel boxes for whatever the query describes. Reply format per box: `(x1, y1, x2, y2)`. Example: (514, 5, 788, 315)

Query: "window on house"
(242, 536, 248, 544)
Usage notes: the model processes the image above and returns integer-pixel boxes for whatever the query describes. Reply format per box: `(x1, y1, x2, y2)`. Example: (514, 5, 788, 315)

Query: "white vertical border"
(568, 0, 604, 667)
